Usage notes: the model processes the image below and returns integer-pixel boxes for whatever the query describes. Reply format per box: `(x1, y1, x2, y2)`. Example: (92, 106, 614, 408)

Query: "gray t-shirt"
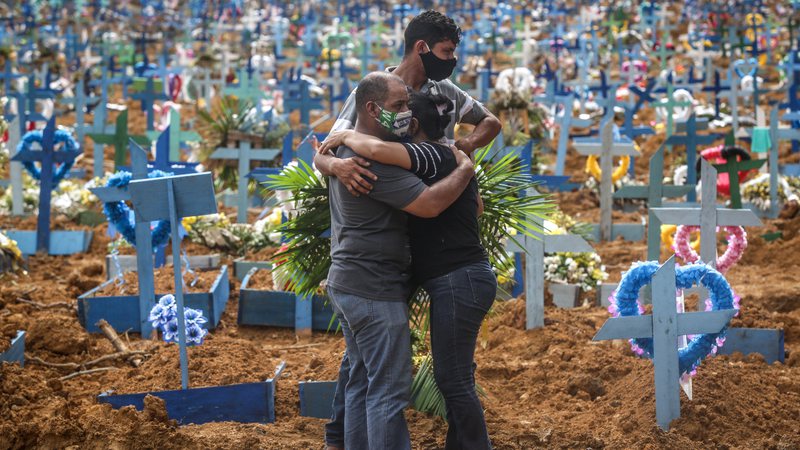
(327, 146, 427, 301)
(330, 67, 490, 142)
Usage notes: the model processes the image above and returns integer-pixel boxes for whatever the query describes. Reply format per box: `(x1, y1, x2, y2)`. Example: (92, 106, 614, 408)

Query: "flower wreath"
(673, 225, 747, 274)
(586, 154, 631, 184)
(18, 129, 79, 189)
(608, 261, 739, 378)
(103, 170, 174, 249)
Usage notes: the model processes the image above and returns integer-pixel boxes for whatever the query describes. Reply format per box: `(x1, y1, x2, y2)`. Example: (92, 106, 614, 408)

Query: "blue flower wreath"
(608, 261, 738, 377)
(18, 128, 79, 189)
(103, 170, 174, 249)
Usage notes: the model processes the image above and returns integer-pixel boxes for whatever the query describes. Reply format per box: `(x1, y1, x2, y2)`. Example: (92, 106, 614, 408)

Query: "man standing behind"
(323, 71, 475, 450)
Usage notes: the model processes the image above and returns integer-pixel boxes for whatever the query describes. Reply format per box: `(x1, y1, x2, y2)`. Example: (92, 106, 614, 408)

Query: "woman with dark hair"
(318, 91, 496, 450)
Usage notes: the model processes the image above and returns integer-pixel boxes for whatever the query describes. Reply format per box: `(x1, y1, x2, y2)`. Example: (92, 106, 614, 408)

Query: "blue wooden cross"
(615, 144, 695, 261)
(131, 76, 168, 133)
(128, 171, 217, 390)
(90, 140, 158, 338)
(138, 126, 200, 175)
(702, 70, 729, 119)
(667, 115, 719, 202)
(779, 50, 800, 152)
(282, 70, 325, 127)
(210, 140, 281, 223)
(593, 255, 737, 430)
(553, 94, 592, 176)
(22, 74, 56, 125)
(11, 116, 81, 253)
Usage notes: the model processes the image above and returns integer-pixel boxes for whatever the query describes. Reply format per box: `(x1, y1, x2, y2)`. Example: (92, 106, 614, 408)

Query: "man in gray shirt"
(320, 71, 474, 450)
(316, 12, 502, 450)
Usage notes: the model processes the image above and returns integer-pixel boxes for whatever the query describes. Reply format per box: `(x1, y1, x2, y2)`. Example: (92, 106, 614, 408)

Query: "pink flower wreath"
(672, 225, 747, 274)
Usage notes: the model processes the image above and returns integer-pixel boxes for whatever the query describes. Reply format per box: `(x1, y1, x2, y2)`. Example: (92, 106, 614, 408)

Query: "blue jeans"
(326, 287, 412, 450)
(424, 260, 496, 450)
(326, 261, 495, 450)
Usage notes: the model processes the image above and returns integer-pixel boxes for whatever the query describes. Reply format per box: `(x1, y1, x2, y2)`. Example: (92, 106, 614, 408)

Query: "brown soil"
(92, 266, 224, 297)
(242, 268, 275, 290)
(4, 18, 800, 449)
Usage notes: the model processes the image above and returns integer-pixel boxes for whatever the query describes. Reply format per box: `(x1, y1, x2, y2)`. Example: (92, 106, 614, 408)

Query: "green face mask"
(374, 103, 412, 138)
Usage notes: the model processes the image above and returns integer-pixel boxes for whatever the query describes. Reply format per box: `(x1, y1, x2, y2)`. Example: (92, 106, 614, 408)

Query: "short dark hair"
(403, 10, 461, 56)
(354, 72, 402, 113)
(409, 92, 452, 141)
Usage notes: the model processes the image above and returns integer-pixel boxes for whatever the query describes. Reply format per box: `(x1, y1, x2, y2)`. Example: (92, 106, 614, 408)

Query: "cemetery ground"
(2, 125, 800, 448)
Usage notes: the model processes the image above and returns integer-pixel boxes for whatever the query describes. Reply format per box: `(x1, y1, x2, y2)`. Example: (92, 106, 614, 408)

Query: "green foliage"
(265, 160, 330, 296)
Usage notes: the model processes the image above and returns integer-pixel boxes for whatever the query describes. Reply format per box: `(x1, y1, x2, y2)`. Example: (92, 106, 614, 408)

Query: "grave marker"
(574, 121, 640, 241)
(128, 172, 217, 389)
(10, 117, 82, 253)
(593, 256, 736, 430)
(210, 141, 281, 223)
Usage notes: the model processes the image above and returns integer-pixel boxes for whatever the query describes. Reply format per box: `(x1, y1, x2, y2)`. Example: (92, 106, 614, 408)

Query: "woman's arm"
(318, 130, 412, 170)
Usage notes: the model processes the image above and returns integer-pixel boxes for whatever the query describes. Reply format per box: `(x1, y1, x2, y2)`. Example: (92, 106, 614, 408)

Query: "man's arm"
(313, 151, 377, 197)
(402, 148, 474, 218)
(454, 112, 502, 155)
(443, 80, 503, 155)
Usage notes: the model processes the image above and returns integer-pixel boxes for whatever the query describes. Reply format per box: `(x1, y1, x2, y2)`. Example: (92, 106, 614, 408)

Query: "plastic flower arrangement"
(741, 174, 799, 211)
(182, 211, 282, 255)
(148, 294, 208, 345)
(0, 231, 25, 273)
(541, 211, 608, 292)
(543, 252, 608, 292)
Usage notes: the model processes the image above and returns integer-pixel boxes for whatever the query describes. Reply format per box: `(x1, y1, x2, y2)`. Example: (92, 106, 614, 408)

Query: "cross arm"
(573, 142, 640, 157)
(676, 310, 737, 336)
(593, 315, 653, 341)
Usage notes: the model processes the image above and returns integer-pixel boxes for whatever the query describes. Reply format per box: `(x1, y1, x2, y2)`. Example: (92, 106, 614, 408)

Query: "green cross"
(712, 143, 767, 209)
(88, 109, 150, 170)
(657, 29, 675, 71)
(224, 68, 265, 109)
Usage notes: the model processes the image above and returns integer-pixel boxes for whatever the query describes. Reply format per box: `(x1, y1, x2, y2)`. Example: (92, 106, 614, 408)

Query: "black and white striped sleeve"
(402, 142, 446, 180)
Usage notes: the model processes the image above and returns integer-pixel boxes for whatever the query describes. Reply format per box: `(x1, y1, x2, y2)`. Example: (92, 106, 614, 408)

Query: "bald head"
(355, 71, 407, 115)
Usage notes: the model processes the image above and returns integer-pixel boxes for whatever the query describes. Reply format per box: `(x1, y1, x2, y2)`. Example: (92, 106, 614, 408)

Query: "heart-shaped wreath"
(673, 225, 747, 274)
(103, 170, 173, 249)
(18, 128, 79, 189)
(608, 262, 740, 378)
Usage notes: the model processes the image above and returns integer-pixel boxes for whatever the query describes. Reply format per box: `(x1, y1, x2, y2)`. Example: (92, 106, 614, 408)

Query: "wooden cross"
(553, 94, 592, 176)
(506, 203, 594, 329)
(666, 115, 719, 202)
(282, 71, 325, 127)
(712, 146, 766, 209)
(10, 116, 81, 253)
(88, 109, 150, 170)
(167, 109, 200, 162)
(210, 140, 281, 223)
(190, 67, 217, 111)
(748, 108, 800, 217)
(6, 116, 23, 216)
(128, 172, 217, 390)
(131, 76, 168, 133)
(615, 145, 694, 261)
(574, 120, 639, 241)
(593, 255, 737, 430)
(22, 74, 56, 125)
(225, 67, 266, 117)
(138, 126, 199, 175)
(652, 161, 762, 302)
(658, 82, 692, 151)
(90, 140, 158, 338)
(702, 70, 729, 120)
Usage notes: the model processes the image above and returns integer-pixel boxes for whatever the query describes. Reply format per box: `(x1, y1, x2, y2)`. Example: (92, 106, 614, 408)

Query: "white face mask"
(374, 103, 413, 138)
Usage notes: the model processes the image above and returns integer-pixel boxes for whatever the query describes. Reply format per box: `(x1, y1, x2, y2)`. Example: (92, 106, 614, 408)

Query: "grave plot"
(3, 1, 800, 449)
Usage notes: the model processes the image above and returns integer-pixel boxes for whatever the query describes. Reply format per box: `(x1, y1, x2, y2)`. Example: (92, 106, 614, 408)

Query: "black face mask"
(420, 49, 457, 82)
